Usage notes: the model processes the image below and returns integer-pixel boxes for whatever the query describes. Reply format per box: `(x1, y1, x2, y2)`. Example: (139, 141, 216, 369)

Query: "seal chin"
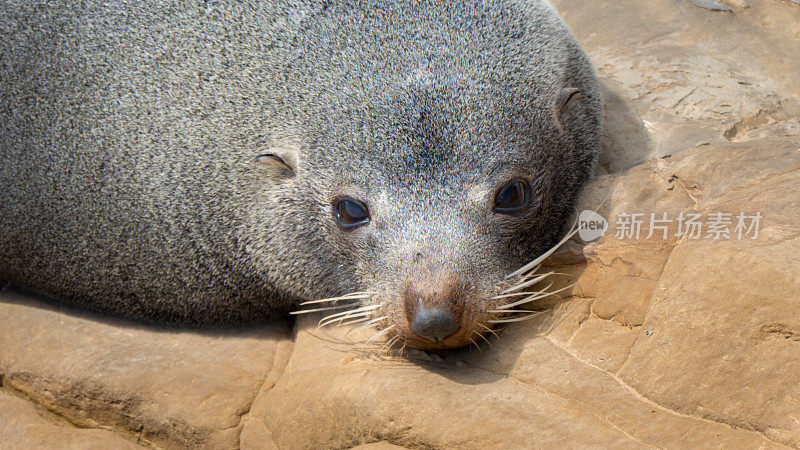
(398, 324, 482, 351)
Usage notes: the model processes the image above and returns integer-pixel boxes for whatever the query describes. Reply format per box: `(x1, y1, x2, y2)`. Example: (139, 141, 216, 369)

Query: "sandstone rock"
(575, 138, 800, 447)
(0, 288, 292, 448)
(554, 0, 800, 164)
(350, 442, 408, 450)
(723, 0, 750, 9)
(616, 141, 800, 446)
(689, 0, 733, 11)
(0, 391, 140, 449)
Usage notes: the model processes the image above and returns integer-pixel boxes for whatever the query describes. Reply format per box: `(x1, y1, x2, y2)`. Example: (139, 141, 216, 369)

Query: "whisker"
(318, 308, 368, 326)
(289, 303, 359, 315)
(478, 322, 500, 340)
(304, 329, 355, 346)
(491, 289, 545, 300)
(366, 325, 396, 345)
(487, 311, 547, 323)
(337, 316, 374, 326)
(326, 311, 372, 330)
(474, 330, 494, 349)
(469, 337, 481, 352)
(519, 264, 542, 278)
(320, 302, 381, 318)
(493, 283, 553, 310)
(345, 315, 388, 337)
(505, 218, 579, 280)
(493, 282, 575, 310)
(383, 336, 401, 349)
(500, 271, 558, 294)
(319, 311, 373, 328)
(318, 304, 383, 327)
(298, 292, 375, 306)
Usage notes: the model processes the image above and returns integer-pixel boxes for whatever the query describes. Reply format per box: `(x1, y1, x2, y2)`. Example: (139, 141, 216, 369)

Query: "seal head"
(272, 3, 602, 349)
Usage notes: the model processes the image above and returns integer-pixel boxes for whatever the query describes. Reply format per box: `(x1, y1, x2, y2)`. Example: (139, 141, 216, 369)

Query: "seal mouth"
(292, 218, 580, 351)
(401, 333, 469, 351)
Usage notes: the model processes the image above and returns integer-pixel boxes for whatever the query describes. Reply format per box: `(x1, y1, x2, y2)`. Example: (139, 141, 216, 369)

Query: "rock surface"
(0, 289, 293, 448)
(0, 391, 139, 449)
(1, 0, 799, 448)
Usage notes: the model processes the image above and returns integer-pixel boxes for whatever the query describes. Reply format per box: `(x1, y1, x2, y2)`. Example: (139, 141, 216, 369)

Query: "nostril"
(411, 298, 459, 342)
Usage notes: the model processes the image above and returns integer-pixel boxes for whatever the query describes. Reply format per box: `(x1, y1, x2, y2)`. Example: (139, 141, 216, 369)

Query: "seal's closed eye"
(254, 153, 288, 165)
(254, 152, 296, 181)
(555, 87, 584, 131)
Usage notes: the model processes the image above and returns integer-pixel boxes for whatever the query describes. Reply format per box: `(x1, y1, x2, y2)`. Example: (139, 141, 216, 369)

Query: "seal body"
(0, 0, 601, 346)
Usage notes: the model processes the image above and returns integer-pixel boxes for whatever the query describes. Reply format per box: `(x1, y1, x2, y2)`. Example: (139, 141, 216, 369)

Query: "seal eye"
(253, 153, 286, 165)
(334, 197, 370, 228)
(493, 180, 529, 213)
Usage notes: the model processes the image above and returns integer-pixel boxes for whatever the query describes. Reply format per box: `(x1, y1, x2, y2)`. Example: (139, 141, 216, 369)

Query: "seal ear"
(253, 147, 299, 181)
(555, 87, 582, 131)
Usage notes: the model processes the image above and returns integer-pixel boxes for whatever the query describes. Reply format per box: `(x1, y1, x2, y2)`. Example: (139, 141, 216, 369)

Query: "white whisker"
(383, 336, 401, 349)
(318, 308, 366, 325)
(499, 271, 556, 294)
(494, 282, 575, 310)
(318, 304, 383, 327)
(366, 325, 396, 345)
(491, 288, 547, 300)
(337, 316, 374, 326)
(298, 292, 375, 306)
(520, 264, 542, 278)
(345, 315, 388, 337)
(487, 311, 547, 323)
(319, 311, 372, 328)
(493, 283, 552, 310)
(289, 303, 359, 315)
(505, 217, 579, 280)
(321, 303, 381, 319)
(469, 337, 481, 352)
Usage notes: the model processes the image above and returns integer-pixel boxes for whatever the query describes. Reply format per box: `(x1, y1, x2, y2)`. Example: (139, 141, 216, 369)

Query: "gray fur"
(0, 0, 602, 326)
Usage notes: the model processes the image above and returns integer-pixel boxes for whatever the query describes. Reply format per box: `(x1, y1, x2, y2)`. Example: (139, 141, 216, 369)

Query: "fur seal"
(0, 0, 601, 349)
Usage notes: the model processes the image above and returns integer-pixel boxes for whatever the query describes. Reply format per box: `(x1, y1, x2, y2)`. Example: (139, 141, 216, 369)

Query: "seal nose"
(410, 298, 459, 342)
(403, 263, 466, 344)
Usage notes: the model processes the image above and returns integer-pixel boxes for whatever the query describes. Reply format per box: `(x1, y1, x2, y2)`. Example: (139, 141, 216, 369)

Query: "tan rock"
(553, 0, 800, 160)
(0, 391, 140, 449)
(617, 141, 800, 447)
(723, 0, 750, 8)
(350, 442, 408, 450)
(0, 288, 292, 448)
(245, 313, 781, 449)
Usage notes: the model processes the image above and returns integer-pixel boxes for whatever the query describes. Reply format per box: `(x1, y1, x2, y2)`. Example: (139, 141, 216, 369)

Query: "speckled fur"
(0, 0, 601, 327)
